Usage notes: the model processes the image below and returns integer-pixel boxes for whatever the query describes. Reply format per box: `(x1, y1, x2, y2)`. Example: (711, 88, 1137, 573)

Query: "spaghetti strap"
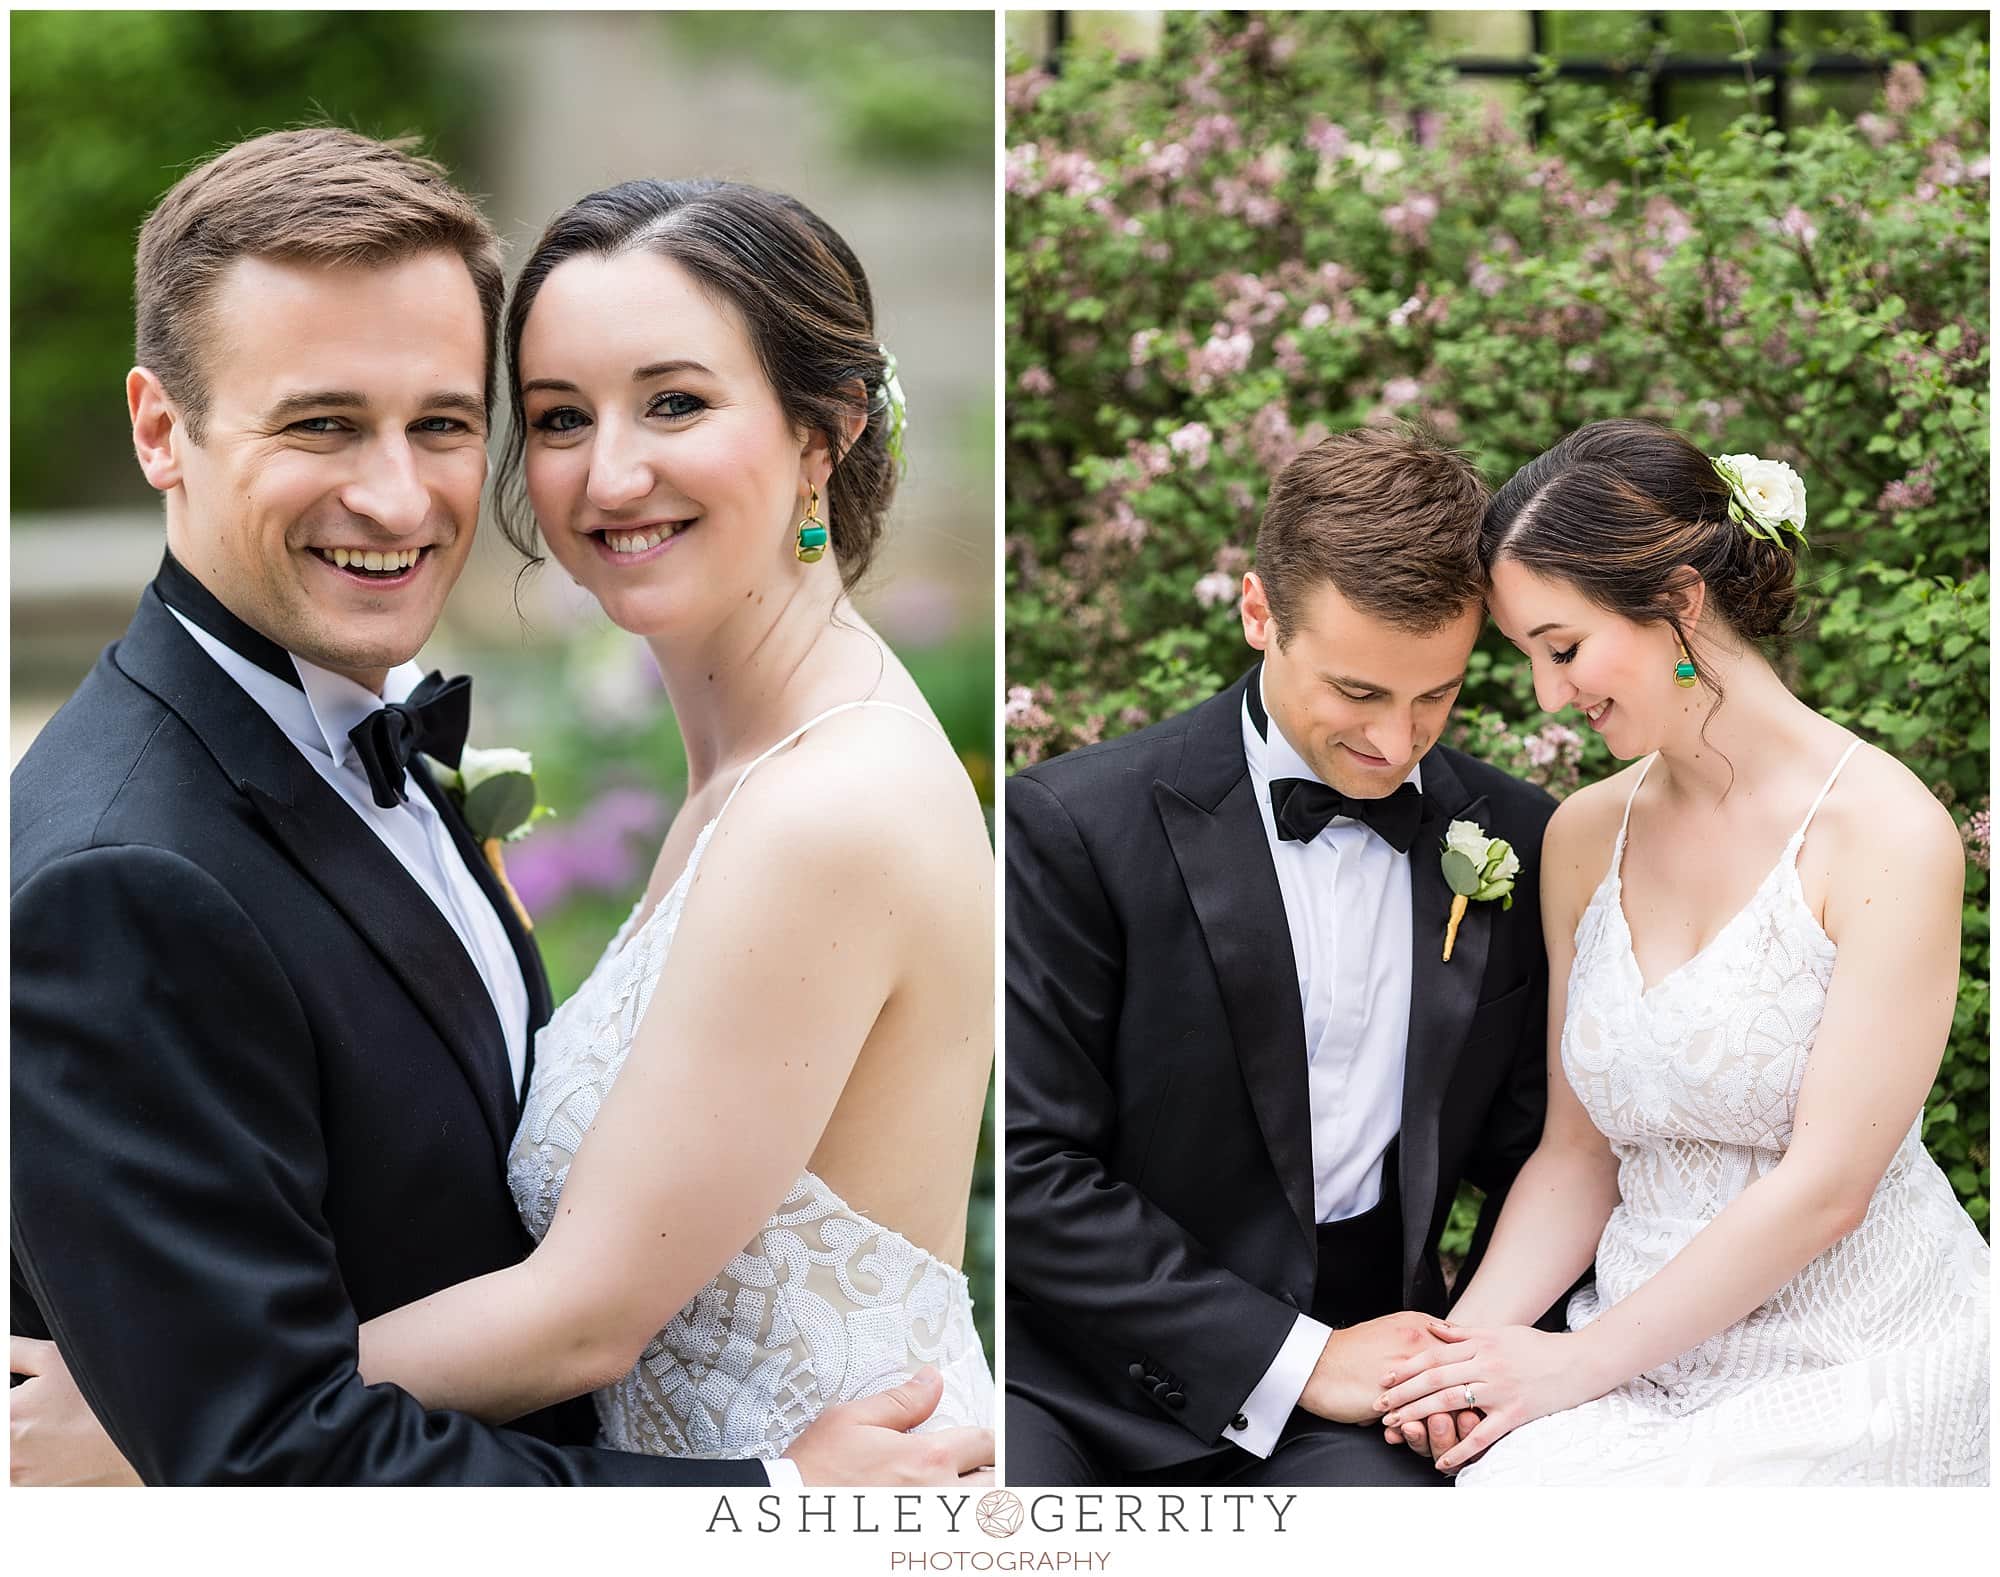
(712, 699, 943, 827)
(1791, 737, 1864, 845)
(1611, 754, 1660, 863)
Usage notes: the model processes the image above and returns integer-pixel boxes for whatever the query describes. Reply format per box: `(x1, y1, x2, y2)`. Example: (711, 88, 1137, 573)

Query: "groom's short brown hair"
(134, 126, 505, 441)
(1255, 424, 1488, 640)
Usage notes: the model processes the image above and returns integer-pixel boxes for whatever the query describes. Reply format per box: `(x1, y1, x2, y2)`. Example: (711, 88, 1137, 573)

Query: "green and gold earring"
(1673, 637, 1698, 688)
(794, 483, 829, 564)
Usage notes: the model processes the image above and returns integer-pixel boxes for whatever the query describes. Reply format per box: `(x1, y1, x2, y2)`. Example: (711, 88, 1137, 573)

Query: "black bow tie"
(1268, 777, 1423, 853)
(349, 672, 473, 809)
(1243, 663, 1423, 853)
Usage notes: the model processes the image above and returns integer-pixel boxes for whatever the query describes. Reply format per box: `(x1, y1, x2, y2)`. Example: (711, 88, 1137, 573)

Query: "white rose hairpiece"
(1712, 452, 1808, 550)
(877, 345, 909, 475)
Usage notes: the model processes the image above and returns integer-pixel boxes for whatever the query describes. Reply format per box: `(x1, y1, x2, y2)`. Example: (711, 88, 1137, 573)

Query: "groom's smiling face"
(1244, 573, 1480, 799)
(130, 251, 489, 692)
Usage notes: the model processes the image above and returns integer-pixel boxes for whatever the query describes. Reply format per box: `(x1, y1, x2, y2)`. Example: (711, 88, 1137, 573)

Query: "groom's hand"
(782, 1368, 994, 1486)
(1299, 1313, 1456, 1426)
(1384, 1409, 1482, 1460)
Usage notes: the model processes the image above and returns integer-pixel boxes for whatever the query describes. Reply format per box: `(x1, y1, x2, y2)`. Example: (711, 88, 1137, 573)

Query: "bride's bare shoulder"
(708, 702, 989, 893)
(1536, 756, 1648, 916)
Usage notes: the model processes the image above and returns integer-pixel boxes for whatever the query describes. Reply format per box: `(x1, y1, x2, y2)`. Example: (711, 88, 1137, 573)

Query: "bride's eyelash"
(649, 391, 706, 419)
(1550, 643, 1580, 665)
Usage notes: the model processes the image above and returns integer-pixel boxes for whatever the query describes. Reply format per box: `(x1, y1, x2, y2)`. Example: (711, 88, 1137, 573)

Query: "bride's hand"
(1373, 1319, 1613, 1474)
(10, 1337, 141, 1485)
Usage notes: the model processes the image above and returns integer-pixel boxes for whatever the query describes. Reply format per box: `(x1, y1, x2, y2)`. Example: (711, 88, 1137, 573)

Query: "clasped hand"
(1373, 1318, 1603, 1474)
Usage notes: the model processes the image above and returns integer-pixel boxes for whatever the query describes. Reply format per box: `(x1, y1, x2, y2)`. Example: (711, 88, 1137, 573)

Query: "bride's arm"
(357, 754, 912, 1422)
(1445, 794, 1622, 1329)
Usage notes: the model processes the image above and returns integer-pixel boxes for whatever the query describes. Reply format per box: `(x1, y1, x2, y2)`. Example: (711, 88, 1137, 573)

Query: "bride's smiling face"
(1486, 557, 1691, 758)
(518, 251, 813, 637)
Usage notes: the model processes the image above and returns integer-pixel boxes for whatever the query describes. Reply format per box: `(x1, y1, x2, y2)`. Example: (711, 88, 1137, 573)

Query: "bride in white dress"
(357, 179, 997, 1467)
(1374, 421, 1987, 1486)
(351, 181, 991, 1473)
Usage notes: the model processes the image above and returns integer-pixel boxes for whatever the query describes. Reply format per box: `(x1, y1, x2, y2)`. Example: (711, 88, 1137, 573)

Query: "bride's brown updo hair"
(495, 179, 898, 591)
(1479, 419, 1803, 684)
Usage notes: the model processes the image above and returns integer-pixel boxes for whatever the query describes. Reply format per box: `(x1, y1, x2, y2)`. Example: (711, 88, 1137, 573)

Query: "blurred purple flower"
(507, 786, 670, 917)
(1187, 113, 1243, 157)
(1885, 61, 1926, 116)
(1168, 421, 1214, 469)
(1304, 115, 1350, 160)
(1189, 325, 1254, 391)
(1381, 377, 1422, 407)
(1193, 571, 1237, 610)
(1018, 365, 1056, 397)
(1007, 69, 1053, 115)
(1856, 112, 1898, 148)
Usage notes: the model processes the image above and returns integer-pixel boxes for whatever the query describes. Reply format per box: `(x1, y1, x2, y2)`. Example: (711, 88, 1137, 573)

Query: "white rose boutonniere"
(1440, 819, 1518, 961)
(427, 745, 554, 932)
(1712, 452, 1808, 548)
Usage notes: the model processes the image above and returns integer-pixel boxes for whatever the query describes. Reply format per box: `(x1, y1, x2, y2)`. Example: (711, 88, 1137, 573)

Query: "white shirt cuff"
(1225, 1314, 1334, 1459)
(764, 1456, 805, 1489)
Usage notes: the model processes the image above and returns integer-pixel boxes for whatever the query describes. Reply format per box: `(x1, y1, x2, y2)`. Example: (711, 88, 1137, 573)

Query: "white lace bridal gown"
(1462, 741, 1989, 1487)
(507, 701, 994, 1459)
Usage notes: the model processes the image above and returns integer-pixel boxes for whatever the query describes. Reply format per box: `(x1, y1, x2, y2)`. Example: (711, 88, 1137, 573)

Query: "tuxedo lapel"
(1399, 748, 1493, 1294)
(1154, 672, 1318, 1261)
(113, 589, 522, 1169)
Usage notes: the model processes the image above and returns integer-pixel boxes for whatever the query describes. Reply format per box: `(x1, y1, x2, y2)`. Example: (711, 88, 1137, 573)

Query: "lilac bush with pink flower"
(1007, 13, 1989, 1224)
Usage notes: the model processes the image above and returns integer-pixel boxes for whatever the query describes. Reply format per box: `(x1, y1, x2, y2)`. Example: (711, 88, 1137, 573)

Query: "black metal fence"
(1033, 11, 1938, 136)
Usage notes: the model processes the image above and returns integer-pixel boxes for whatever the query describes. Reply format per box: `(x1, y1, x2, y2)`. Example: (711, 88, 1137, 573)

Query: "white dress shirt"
(1227, 669, 1419, 1458)
(171, 611, 808, 1490)
(168, 610, 531, 1095)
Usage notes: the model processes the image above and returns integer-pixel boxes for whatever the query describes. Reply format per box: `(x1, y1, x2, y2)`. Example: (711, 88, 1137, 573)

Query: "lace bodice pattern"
(506, 702, 993, 1459)
(1462, 743, 1989, 1486)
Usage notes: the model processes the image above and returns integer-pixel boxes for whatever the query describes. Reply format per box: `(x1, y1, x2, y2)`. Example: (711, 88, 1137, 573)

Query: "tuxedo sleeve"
(1005, 774, 1303, 1450)
(10, 844, 761, 1486)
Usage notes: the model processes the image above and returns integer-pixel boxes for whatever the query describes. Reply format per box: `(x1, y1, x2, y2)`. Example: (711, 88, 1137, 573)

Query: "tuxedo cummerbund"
(1309, 1136, 1405, 1330)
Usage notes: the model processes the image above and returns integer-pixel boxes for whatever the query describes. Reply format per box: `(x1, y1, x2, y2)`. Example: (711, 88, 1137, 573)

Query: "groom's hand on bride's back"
(1299, 1312, 1458, 1427)
(782, 1368, 994, 1486)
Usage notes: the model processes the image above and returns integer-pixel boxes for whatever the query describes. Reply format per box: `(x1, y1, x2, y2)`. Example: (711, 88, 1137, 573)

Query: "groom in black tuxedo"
(1006, 427, 1560, 1486)
(10, 128, 974, 1486)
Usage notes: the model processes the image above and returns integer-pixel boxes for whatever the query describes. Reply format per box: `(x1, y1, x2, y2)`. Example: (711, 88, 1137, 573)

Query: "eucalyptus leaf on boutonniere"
(426, 746, 555, 932)
(1440, 819, 1518, 962)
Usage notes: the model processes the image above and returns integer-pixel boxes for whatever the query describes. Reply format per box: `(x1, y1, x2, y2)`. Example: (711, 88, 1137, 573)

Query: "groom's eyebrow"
(264, 389, 485, 420)
(1326, 670, 1465, 696)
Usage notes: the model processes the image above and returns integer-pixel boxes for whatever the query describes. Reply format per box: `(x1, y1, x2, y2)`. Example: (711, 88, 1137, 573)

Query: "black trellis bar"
(1036, 10, 1924, 133)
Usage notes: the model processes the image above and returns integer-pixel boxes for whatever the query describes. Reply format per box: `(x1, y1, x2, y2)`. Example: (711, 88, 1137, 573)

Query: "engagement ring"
(1464, 1386, 1476, 1408)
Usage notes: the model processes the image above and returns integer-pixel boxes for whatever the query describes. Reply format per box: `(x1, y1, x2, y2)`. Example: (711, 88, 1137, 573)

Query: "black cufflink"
(1230, 1413, 1249, 1431)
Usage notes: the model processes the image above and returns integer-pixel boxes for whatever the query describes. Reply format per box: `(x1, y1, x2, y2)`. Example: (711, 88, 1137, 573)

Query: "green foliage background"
(1006, 13, 1989, 1244)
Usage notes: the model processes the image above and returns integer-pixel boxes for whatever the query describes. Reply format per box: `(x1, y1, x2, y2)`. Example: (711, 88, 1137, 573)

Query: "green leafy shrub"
(1005, 13, 1988, 1233)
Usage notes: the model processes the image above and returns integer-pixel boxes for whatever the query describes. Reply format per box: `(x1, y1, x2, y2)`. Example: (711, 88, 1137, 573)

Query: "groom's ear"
(1241, 571, 1276, 651)
(127, 367, 185, 493)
